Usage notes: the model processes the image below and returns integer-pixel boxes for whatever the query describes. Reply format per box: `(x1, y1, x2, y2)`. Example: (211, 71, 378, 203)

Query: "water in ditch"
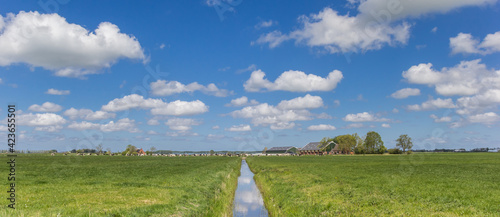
(233, 159, 269, 217)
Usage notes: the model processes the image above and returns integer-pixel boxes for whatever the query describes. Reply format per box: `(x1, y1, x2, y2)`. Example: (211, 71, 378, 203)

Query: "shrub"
(354, 146, 366, 154)
(377, 145, 387, 154)
(388, 148, 403, 154)
(406, 150, 413, 155)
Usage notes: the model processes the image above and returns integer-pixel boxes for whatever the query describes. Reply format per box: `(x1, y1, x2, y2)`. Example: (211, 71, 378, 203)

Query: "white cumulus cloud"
(28, 102, 62, 112)
(430, 114, 453, 123)
(256, 8, 410, 53)
(150, 80, 230, 97)
(244, 69, 343, 92)
(231, 103, 311, 128)
(402, 59, 500, 117)
(276, 94, 324, 110)
(45, 88, 70, 95)
(150, 100, 209, 116)
(307, 124, 336, 131)
(225, 124, 252, 132)
(255, 20, 275, 29)
(68, 118, 139, 133)
(63, 108, 115, 120)
(101, 94, 165, 111)
(165, 118, 201, 131)
(147, 119, 160, 126)
(67, 121, 100, 131)
(0, 11, 145, 78)
(468, 112, 500, 124)
(226, 96, 259, 107)
(403, 59, 498, 96)
(456, 89, 500, 115)
(18, 113, 66, 132)
(343, 112, 389, 122)
(270, 122, 296, 130)
(407, 98, 456, 111)
(256, 1, 494, 53)
(450, 31, 500, 55)
(101, 94, 209, 116)
(391, 88, 421, 99)
(230, 95, 331, 129)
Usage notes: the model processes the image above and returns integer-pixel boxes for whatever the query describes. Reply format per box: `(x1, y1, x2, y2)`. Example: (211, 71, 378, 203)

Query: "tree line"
(320, 131, 413, 154)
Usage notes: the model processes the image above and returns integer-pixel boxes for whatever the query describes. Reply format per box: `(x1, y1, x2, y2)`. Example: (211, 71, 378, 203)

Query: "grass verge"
(0, 154, 241, 216)
(246, 153, 500, 216)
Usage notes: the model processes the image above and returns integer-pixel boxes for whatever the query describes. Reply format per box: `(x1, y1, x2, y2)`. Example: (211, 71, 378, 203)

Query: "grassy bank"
(246, 153, 500, 216)
(1, 155, 241, 216)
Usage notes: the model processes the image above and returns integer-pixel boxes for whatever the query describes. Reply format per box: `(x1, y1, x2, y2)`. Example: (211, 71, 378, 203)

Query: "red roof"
(138, 148, 146, 154)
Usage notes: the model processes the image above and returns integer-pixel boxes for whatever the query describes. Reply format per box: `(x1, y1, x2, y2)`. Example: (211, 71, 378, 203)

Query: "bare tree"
(96, 144, 103, 154)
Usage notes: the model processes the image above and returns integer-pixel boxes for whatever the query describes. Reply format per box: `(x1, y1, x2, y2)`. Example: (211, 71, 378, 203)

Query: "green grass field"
(246, 153, 500, 216)
(1, 154, 241, 217)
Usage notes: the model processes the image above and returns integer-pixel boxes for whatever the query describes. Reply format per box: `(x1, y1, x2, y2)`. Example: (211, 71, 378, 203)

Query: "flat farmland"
(1, 155, 241, 217)
(246, 153, 500, 216)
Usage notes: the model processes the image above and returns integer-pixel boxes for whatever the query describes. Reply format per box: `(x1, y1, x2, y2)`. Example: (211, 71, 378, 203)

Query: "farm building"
(328, 142, 341, 154)
(299, 142, 323, 155)
(299, 141, 340, 155)
(266, 146, 298, 154)
(137, 148, 146, 156)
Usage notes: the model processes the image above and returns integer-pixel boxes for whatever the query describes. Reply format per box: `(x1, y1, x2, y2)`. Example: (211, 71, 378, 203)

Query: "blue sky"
(0, 0, 499, 152)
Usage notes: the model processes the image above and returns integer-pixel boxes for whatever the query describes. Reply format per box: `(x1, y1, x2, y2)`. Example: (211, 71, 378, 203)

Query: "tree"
(353, 133, 365, 154)
(377, 145, 387, 154)
(333, 135, 356, 154)
(106, 148, 112, 155)
(209, 150, 215, 155)
(96, 144, 103, 154)
(126, 144, 137, 155)
(363, 131, 385, 154)
(396, 134, 413, 153)
(150, 146, 157, 153)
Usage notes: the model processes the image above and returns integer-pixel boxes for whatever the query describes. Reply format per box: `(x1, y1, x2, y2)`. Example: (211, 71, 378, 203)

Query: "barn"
(299, 142, 323, 155)
(266, 146, 298, 154)
(299, 141, 340, 155)
(328, 142, 341, 154)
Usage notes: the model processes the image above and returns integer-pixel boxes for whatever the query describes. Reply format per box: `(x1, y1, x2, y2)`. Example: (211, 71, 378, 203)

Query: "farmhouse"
(137, 148, 146, 156)
(299, 141, 340, 155)
(266, 146, 298, 154)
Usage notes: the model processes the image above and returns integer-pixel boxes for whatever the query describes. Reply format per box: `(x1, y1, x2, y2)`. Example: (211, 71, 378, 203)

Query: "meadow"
(0, 154, 241, 217)
(246, 153, 500, 216)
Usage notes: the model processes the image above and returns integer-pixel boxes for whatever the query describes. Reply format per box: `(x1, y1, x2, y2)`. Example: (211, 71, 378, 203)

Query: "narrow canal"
(233, 159, 269, 217)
